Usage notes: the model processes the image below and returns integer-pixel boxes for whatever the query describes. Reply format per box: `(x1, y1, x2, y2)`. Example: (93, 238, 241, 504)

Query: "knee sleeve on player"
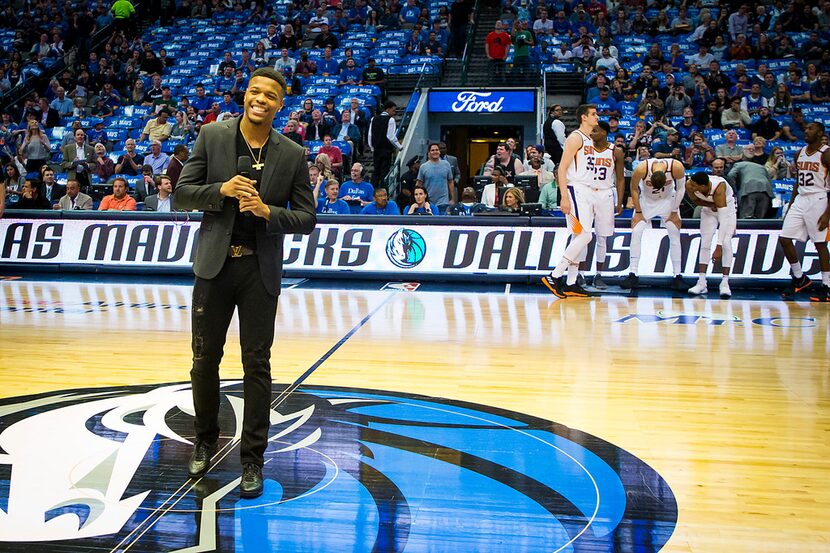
(666, 221, 682, 275)
(629, 221, 648, 272)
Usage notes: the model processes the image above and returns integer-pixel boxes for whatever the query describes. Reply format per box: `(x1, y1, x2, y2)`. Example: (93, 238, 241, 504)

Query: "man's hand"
(818, 211, 830, 232)
(615, 202, 623, 215)
(667, 211, 682, 228)
(712, 244, 723, 261)
(631, 211, 645, 226)
(220, 175, 258, 199)
(559, 194, 571, 214)
(239, 195, 270, 219)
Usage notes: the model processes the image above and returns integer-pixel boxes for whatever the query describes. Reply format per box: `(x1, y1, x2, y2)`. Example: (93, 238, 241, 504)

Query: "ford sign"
(428, 90, 536, 113)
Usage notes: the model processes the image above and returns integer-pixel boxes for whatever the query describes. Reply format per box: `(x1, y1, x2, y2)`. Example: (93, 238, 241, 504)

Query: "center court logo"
(0, 383, 677, 552)
(385, 228, 426, 269)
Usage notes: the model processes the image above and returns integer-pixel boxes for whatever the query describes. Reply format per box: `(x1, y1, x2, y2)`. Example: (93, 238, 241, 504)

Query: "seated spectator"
(483, 142, 524, 181)
(319, 135, 343, 176)
(765, 146, 793, 180)
(139, 109, 173, 142)
(674, 107, 699, 141)
(750, 107, 782, 141)
(332, 110, 362, 153)
(595, 47, 620, 73)
(49, 87, 74, 117)
(190, 84, 213, 116)
(137, 164, 156, 200)
(339, 163, 374, 213)
(595, 87, 619, 117)
(144, 174, 175, 211)
(687, 45, 714, 70)
(405, 184, 438, 215)
(482, 166, 514, 208)
(665, 84, 692, 117)
(727, 160, 773, 219)
(715, 130, 745, 170)
(810, 71, 830, 103)
(519, 156, 554, 187)
(143, 140, 170, 174)
(115, 138, 142, 176)
(721, 97, 751, 129)
(500, 186, 525, 213)
(86, 121, 110, 150)
(742, 136, 768, 164)
(627, 120, 657, 154)
(728, 33, 753, 60)
(312, 24, 339, 50)
(170, 111, 196, 142)
(317, 179, 350, 214)
(697, 98, 723, 130)
(202, 102, 222, 125)
(273, 49, 296, 76)
(784, 70, 810, 102)
(321, 99, 340, 128)
(218, 91, 240, 116)
(637, 89, 664, 119)
(283, 119, 304, 146)
(315, 153, 336, 184)
(213, 66, 236, 97)
(769, 84, 793, 117)
(362, 58, 387, 92)
(653, 129, 685, 160)
(92, 142, 114, 181)
(318, 47, 340, 77)
(98, 177, 137, 211)
(14, 179, 51, 209)
(56, 179, 93, 210)
(448, 186, 487, 215)
(361, 187, 400, 214)
(298, 99, 315, 124)
(397, 155, 420, 211)
(741, 84, 768, 118)
(684, 132, 715, 168)
(305, 110, 331, 142)
(781, 108, 807, 142)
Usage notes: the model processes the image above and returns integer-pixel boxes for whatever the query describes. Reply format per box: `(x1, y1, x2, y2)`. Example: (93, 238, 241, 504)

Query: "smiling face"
(244, 75, 284, 127)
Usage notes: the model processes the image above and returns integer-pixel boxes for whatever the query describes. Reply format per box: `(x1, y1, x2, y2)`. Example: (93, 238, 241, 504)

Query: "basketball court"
(0, 274, 828, 552)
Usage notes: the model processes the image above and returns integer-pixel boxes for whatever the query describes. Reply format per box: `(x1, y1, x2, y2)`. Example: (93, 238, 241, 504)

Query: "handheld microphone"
(237, 156, 253, 216)
(238, 155, 252, 178)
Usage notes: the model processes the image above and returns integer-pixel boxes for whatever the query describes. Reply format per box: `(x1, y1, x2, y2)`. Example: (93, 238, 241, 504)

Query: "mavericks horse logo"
(0, 383, 678, 552)
(385, 228, 427, 269)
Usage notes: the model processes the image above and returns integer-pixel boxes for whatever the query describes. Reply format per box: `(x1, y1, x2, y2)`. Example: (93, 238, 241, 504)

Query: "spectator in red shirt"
(485, 21, 511, 84)
(319, 135, 343, 178)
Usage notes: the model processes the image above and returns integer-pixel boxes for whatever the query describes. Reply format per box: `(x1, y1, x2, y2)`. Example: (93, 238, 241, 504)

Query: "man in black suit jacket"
(174, 68, 316, 499)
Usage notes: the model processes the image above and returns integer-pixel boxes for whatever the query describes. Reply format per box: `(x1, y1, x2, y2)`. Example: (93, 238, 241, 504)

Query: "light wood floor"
(1, 279, 828, 552)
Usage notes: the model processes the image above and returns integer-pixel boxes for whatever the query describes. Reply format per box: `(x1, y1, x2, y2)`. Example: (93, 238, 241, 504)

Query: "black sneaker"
(619, 273, 639, 289)
(576, 273, 586, 287)
(541, 275, 567, 298)
(591, 274, 608, 290)
(809, 284, 829, 302)
(783, 274, 813, 298)
(240, 463, 264, 499)
(669, 275, 688, 291)
(564, 282, 591, 297)
(187, 440, 217, 478)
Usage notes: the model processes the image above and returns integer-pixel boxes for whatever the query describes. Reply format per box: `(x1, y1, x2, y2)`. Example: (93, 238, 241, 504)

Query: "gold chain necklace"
(240, 129, 269, 170)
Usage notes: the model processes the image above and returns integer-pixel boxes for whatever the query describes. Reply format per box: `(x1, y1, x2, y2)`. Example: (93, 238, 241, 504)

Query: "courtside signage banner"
(0, 218, 821, 279)
(427, 90, 536, 113)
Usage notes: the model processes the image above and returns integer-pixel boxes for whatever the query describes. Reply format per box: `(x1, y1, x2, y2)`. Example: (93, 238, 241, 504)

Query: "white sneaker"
(719, 280, 732, 299)
(688, 282, 708, 295)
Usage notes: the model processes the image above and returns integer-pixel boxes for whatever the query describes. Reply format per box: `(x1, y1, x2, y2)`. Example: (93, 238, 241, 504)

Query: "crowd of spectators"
(1, 0, 476, 214)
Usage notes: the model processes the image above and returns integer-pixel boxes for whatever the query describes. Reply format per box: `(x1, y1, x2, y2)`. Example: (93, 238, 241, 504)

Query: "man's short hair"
(382, 100, 397, 110)
(650, 171, 667, 189)
(596, 121, 610, 134)
(173, 144, 188, 156)
(576, 103, 596, 123)
(249, 67, 287, 93)
(112, 176, 128, 187)
(690, 172, 709, 186)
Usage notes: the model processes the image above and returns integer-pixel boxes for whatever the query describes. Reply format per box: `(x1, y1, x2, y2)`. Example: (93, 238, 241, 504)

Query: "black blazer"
(174, 118, 316, 296)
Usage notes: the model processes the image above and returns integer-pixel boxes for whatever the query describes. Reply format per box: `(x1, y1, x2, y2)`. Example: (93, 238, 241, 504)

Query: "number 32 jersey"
(795, 144, 830, 196)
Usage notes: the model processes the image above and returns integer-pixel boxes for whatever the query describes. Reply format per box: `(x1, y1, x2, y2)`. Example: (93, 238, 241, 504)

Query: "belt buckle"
(230, 245, 243, 258)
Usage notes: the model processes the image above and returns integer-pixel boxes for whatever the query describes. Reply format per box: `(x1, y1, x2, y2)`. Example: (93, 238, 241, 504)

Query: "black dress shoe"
(187, 441, 217, 478)
(240, 463, 263, 499)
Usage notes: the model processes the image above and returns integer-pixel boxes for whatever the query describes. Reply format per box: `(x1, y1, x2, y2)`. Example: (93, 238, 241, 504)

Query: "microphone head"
(237, 155, 252, 175)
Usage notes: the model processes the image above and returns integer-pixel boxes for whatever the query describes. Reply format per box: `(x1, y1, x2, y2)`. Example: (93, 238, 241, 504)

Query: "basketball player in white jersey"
(621, 157, 688, 290)
(685, 171, 737, 299)
(542, 104, 599, 298)
(778, 121, 830, 301)
(586, 121, 625, 289)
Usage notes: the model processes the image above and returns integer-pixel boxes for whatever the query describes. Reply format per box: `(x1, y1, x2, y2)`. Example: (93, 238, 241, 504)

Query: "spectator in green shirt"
(511, 20, 534, 80)
(111, 0, 136, 36)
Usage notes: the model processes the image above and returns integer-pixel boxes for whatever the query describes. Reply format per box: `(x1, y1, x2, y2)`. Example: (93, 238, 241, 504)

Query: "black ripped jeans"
(190, 255, 278, 467)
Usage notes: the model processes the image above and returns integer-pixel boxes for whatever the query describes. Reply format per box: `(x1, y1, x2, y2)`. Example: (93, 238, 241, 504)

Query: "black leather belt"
(228, 245, 256, 257)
